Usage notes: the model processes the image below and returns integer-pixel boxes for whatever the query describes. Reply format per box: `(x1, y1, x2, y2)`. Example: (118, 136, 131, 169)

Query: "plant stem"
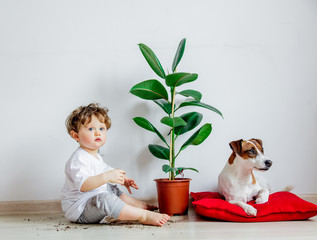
(174, 149, 181, 160)
(169, 87, 176, 180)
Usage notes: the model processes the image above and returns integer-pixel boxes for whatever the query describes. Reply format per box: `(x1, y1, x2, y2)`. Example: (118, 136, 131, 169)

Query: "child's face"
(71, 114, 107, 155)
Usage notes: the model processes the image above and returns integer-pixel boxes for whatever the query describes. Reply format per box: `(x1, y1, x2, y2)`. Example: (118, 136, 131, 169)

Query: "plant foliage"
(130, 38, 223, 180)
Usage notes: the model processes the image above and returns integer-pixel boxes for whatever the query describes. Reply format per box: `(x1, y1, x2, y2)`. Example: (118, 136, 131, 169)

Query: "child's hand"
(123, 178, 139, 194)
(104, 169, 126, 185)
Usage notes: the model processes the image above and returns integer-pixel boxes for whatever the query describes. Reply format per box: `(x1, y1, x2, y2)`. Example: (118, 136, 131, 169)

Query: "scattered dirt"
(22, 214, 186, 232)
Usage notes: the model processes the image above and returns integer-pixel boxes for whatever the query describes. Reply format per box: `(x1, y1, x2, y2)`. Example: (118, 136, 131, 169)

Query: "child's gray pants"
(76, 184, 125, 224)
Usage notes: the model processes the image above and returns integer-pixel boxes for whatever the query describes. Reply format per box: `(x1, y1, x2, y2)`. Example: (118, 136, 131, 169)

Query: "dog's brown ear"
(228, 139, 243, 164)
(229, 139, 243, 155)
(228, 152, 236, 164)
(250, 138, 263, 147)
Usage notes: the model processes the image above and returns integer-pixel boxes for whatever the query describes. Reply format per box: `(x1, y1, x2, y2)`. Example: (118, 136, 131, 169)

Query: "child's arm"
(80, 169, 126, 192)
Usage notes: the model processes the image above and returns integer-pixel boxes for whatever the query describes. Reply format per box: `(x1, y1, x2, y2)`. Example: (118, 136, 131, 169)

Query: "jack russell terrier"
(218, 138, 272, 216)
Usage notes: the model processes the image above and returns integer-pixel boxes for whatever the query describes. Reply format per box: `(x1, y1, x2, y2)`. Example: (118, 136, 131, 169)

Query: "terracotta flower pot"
(154, 178, 191, 216)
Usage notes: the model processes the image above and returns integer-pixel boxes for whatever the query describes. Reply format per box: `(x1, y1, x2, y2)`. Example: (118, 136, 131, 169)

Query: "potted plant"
(130, 38, 223, 215)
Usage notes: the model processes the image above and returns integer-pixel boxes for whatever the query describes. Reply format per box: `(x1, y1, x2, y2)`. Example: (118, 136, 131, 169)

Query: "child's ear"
(70, 130, 80, 142)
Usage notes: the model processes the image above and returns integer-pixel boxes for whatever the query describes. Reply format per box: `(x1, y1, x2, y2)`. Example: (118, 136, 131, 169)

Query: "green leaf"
(133, 117, 168, 146)
(180, 123, 212, 151)
(174, 112, 203, 136)
(130, 80, 168, 101)
(177, 90, 202, 101)
(162, 164, 174, 173)
(153, 99, 172, 115)
(165, 72, 198, 87)
(178, 101, 223, 118)
(172, 38, 186, 72)
(133, 117, 155, 132)
(162, 165, 199, 175)
(160, 117, 187, 128)
(139, 43, 166, 79)
(148, 144, 170, 160)
(175, 167, 199, 176)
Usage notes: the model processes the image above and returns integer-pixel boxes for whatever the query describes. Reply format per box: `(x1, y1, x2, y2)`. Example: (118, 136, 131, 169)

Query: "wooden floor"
(0, 208, 316, 240)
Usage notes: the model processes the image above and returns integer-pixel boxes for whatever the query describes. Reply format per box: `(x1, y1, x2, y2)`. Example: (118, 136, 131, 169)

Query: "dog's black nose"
(265, 160, 272, 168)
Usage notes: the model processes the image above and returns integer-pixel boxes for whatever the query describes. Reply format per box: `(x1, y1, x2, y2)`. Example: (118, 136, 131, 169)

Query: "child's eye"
(100, 127, 105, 131)
(88, 128, 94, 131)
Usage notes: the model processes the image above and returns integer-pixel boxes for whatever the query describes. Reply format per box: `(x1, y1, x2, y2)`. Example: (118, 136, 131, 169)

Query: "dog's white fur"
(218, 139, 272, 216)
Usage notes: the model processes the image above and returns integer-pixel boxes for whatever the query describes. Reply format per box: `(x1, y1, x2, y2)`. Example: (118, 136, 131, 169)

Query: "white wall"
(0, 0, 316, 201)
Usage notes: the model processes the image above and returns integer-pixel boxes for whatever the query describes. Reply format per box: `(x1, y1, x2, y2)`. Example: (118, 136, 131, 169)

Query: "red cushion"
(191, 191, 317, 222)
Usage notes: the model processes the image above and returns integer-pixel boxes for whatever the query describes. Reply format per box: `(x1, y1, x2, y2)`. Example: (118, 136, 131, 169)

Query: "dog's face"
(228, 138, 272, 171)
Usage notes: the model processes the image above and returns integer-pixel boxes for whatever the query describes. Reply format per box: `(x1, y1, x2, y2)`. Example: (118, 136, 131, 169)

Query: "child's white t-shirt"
(61, 147, 113, 222)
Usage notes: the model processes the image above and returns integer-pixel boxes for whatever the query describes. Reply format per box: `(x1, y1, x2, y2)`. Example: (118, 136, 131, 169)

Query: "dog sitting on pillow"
(218, 139, 273, 216)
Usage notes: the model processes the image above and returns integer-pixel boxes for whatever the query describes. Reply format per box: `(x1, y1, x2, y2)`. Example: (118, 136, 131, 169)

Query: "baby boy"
(61, 103, 170, 226)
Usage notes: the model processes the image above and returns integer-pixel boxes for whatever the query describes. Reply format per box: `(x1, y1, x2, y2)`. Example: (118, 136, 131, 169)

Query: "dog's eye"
(248, 148, 256, 155)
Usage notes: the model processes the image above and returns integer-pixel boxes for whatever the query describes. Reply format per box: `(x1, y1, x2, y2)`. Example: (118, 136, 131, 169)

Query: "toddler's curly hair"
(66, 103, 111, 135)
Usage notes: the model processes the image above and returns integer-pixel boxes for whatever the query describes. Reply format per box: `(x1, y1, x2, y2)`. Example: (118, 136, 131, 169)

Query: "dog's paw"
(255, 195, 269, 204)
(244, 205, 257, 216)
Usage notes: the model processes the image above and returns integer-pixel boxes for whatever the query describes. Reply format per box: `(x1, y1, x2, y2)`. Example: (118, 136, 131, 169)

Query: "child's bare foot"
(140, 211, 170, 227)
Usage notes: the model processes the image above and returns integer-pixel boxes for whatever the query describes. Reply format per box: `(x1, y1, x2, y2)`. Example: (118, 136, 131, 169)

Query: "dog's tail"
(282, 185, 294, 192)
